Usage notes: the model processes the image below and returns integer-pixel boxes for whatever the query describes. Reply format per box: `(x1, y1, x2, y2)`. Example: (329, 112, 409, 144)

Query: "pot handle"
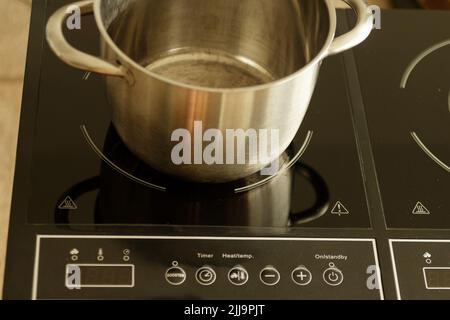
(46, 0, 125, 77)
(328, 0, 374, 56)
(289, 163, 330, 225)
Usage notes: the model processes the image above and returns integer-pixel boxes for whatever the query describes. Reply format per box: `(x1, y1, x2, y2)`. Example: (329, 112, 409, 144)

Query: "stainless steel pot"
(47, 0, 373, 182)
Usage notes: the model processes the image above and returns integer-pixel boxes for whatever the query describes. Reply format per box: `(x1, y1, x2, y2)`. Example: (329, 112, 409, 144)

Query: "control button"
(291, 266, 312, 286)
(196, 266, 216, 286)
(165, 261, 186, 286)
(323, 264, 344, 286)
(228, 266, 249, 286)
(260, 266, 280, 286)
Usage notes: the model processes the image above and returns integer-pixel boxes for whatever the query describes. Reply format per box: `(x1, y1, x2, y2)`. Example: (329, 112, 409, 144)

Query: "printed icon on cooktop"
(412, 202, 431, 215)
(423, 252, 432, 259)
(69, 248, 79, 261)
(228, 266, 249, 286)
(423, 252, 433, 265)
(97, 248, 104, 261)
(331, 201, 350, 216)
(123, 249, 131, 262)
(58, 196, 78, 210)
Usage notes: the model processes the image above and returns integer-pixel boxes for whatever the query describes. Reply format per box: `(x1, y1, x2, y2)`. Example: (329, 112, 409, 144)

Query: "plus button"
(292, 266, 312, 286)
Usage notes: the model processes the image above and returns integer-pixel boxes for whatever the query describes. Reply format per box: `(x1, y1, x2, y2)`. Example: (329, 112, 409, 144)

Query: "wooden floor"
(0, 0, 393, 298)
(0, 0, 32, 297)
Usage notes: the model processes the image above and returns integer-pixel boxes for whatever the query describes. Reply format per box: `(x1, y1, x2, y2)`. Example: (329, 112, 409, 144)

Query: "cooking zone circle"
(401, 39, 450, 173)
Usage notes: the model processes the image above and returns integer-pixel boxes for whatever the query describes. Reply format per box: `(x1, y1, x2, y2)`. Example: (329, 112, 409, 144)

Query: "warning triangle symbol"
(412, 202, 430, 215)
(331, 201, 349, 216)
(58, 196, 78, 210)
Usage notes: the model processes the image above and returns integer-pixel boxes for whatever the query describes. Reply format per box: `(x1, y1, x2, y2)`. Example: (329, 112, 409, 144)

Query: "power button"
(323, 263, 344, 286)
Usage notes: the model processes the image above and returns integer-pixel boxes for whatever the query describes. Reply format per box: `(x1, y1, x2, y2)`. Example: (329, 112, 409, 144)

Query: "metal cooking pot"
(47, 0, 373, 182)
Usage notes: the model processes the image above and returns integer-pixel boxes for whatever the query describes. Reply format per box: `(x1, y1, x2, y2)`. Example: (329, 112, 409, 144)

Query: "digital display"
(424, 268, 450, 289)
(66, 264, 134, 288)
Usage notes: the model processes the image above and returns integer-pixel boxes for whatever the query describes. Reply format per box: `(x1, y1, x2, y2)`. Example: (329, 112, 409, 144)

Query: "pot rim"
(93, 0, 337, 93)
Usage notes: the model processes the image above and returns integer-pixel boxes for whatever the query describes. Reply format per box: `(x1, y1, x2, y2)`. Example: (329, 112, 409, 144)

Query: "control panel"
(390, 239, 450, 299)
(33, 236, 383, 299)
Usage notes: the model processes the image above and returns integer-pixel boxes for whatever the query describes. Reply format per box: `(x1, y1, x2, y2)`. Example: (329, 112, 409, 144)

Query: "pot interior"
(100, 0, 330, 88)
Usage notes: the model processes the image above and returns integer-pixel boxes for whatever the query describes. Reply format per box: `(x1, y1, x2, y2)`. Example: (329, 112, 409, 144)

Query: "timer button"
(195, 266, 216, 286)
(323, 265, 344, 286)
(165, 262, 186, 286)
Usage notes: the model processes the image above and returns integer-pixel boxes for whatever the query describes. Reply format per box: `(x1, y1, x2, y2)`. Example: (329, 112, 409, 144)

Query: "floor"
(0, 0, 393, 298)
(0, 0, 32, 297)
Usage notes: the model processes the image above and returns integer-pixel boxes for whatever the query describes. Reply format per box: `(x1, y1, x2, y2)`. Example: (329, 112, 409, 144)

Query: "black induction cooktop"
(354, 11, 450, 229)
(3, 1, 450, 300)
